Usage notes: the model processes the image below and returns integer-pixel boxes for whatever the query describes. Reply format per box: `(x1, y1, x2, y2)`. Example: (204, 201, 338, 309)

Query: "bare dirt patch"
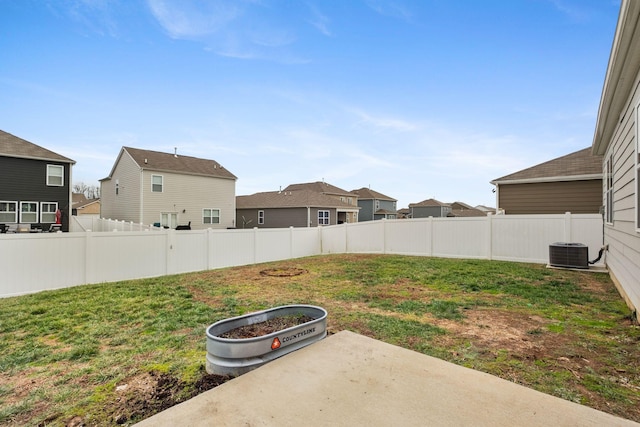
(260, 267, 307, 277)
(106, 369, 230, 425)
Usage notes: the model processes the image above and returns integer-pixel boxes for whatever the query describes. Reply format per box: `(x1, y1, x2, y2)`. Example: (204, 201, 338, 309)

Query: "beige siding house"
(491, 148, 603, 215)
(592, 0, 640, 316)
(101, 147, 237, 230)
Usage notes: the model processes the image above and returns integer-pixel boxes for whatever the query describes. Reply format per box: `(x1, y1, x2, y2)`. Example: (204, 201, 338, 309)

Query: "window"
(258, 210, 264, 225)
(203, 208, 220, 224)
(41, 202, 58, 223)
(161, 213, 177, 229)
(152, 175, 163, 192)
(318, 210, 329, 225)
(20, 202, 38, 223)
(375, 200, 380, 210)
(605, 154, 614, 224)
(47, 165, 64, 186)
(0, 201, 17, 223)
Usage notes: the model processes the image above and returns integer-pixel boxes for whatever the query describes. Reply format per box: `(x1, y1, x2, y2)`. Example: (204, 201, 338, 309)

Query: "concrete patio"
(135, 331, 638, 426)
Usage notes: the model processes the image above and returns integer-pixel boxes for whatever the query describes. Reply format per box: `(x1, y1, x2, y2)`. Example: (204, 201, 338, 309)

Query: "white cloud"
(307, 4, 332, 36)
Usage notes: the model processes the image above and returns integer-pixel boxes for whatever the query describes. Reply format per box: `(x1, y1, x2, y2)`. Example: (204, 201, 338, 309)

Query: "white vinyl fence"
(0, 213, 604, 298)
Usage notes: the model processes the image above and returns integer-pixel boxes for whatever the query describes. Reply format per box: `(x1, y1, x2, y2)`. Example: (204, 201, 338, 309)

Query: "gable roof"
(284, 181, 353, 196)
(491, 148, 602, 184)
(105, 147, 237, 180)
(351, 187, 396, 201)
(237, 190, 359, 209)
(409, 198, 450, 208)
(0, 130, 75, 164)
(593, 0, 640, 154)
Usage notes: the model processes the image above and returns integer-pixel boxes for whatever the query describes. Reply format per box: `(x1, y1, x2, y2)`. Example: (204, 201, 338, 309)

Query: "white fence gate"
(0, 213, 604, 298)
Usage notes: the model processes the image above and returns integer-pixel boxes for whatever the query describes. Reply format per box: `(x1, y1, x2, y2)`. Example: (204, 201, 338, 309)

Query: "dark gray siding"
(236, 207, 338, 228)
(357, 199, 375, 221)
(498, 180, 602, 214)
(411, 206, 448, 218)
(0, 156, 72, 230)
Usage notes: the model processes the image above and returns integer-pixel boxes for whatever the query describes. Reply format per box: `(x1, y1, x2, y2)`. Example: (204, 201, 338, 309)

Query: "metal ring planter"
(206, 304, 327, 376)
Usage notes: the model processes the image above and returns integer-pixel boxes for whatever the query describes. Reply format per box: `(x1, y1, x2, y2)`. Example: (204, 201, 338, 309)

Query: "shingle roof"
(237, 190, 357, 209)
(491, 148, 602, 183)
(408, 198, 450, 208)
(284, 181, 352, 196)
(0, 130, 75, 163)
(447, 208, 487, 217)
(350, 187, 396, 201)
(121, 147, 237, 180)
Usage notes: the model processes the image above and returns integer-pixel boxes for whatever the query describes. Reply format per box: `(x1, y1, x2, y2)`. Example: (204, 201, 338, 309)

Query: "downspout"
(307, 206, 311, 227)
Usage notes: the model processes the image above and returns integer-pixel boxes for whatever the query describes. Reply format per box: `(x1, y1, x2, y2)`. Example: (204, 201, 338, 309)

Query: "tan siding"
(100, 152, 141, 222)
(141, 171, 236, 229)
(498, 180, 602, 214)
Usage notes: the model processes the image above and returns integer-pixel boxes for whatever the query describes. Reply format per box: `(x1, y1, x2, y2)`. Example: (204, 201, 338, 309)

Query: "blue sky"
(0, 0, 620, 209)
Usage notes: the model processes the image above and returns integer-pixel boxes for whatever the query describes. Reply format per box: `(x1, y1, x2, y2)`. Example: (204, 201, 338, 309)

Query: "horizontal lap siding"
(498, 180, 602, 214)
(604, 67, 640, 314)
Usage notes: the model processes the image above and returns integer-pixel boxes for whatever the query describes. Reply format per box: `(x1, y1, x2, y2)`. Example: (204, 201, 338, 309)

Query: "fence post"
(428, 216, 434, 256)
(290, 226, 294, 259)
(253, 227, 258, 264)
(487, 213, 493, 261)
(84, 231, 93, 285)
(564, 212, 572, 242)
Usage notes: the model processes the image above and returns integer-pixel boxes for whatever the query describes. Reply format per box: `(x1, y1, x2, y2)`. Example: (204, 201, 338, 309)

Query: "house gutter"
(490, 174, 603, 185)
(592, 0, 640, 155)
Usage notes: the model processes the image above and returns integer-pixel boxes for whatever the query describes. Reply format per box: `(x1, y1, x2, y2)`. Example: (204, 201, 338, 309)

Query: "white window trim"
(151, 175, 163, 193)
(20, 201, 39, 223)
(203, 208, 220, 225)
(0, 201, 18, 223)
(40, 202, 58, 223)
(258, 210, 264, 225)
(46, 164, 64, 187)
(318, 210, 330, 226)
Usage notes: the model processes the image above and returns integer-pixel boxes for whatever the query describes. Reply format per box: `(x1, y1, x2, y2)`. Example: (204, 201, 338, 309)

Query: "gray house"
(409, 198, 451, 218)
(591, 0, 640, 316)
(350, 187, 397, 221)
(236, 189, 357, 228)
(284, 181, 359, 224)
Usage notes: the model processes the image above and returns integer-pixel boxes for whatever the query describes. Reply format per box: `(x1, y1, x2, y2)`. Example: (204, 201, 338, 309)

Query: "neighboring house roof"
(237, 190, 357, 209)
(447, 208, 487, 217)
(0, 130, 75, 164)
(593, 0, 640, 155)
(491, 148, 602, 184)
(475, 205, 495, 212)
(72, 195, 100, 210)
(450, 201, 474, 210)
(409, 198, 450, 208)
(284, 181, 353, 196)
(103, 147, 237, 180)
(375, 208, 397, 215)
(351, 187, 397, 201)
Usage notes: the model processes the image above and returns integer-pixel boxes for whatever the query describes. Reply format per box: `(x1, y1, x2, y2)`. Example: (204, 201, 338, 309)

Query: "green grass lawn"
(1, 254, 638, 426)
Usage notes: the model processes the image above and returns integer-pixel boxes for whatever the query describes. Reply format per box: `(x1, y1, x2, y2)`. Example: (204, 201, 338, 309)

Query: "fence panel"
(208, 229, 256, 269)
(255, 228, 294, 263)
(291, 227, 321, 258)
(432, 217, 489, 259)
(87, 231, 167, 283)
(0, 213, 605, 298)
(346, 221, 385, 253)
(320, 224, 347, 254)
(169, 230, 208, 274)
(384, 218, 432, 255)
(0, 233, 86, 296)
